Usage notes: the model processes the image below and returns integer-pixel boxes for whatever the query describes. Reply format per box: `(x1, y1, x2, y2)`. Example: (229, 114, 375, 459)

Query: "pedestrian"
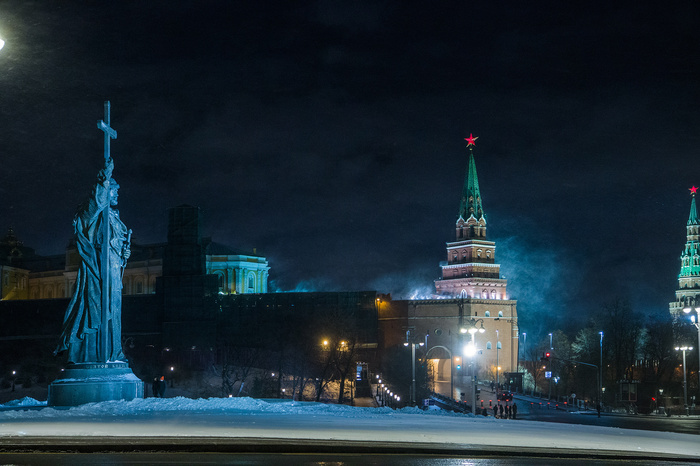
(158, 375, 167, 398)
(152, 377, 159, 397)
(505, 404, 510, 419)
(493, 405, 498, 418)
(499, 404, 504, 418)
(512, 402, 517, 419)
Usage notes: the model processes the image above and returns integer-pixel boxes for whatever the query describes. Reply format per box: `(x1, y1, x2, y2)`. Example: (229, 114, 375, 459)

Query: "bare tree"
(640, 315, 678, 387)
(599, 299, 643, 382)
(218, 345, 262, 397)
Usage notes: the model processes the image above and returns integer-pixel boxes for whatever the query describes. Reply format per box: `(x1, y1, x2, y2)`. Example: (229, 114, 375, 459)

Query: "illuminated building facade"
(0, 206, 269, 301)
(379, 136, 520, 399)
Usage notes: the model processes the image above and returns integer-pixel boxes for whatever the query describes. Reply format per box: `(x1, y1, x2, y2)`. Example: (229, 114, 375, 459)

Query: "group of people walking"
(492, 402, 517, 419)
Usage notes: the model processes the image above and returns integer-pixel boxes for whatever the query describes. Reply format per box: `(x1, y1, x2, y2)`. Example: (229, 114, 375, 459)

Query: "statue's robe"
(56, 166, 128, 363)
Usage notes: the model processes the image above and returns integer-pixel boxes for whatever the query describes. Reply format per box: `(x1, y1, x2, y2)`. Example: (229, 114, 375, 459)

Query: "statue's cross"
(96, 101, 117, 363)
(97, 101, 117, 161)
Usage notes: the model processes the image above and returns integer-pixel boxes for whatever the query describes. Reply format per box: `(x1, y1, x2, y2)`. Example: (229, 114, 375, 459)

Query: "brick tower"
(434, 135, 508, 300)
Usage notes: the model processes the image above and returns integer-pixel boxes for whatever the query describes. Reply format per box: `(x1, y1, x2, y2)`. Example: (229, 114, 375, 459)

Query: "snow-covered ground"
(0, 396, 698, 460)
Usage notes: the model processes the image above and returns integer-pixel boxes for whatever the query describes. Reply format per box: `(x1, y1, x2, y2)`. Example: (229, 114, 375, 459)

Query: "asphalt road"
(511, 399, 699, 435)
(470, 387, 700, 435)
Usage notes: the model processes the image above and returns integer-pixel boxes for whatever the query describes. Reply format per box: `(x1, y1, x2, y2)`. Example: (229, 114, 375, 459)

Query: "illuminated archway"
(425, 345, 454, 399)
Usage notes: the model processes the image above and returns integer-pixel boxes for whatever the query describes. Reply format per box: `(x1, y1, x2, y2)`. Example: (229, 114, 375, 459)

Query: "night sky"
(1, 2, 698, 332)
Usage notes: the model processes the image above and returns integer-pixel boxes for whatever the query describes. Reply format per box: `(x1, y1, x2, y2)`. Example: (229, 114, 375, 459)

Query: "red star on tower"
(464, 133, 478, 147)
(691, 186, 698, 195)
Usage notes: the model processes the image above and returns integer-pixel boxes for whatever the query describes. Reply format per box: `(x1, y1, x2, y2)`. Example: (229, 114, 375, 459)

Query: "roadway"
(508, 391, 700, 435)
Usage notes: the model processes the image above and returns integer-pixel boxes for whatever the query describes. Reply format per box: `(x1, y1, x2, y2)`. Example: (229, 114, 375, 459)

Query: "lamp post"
(460, 319, 485, 415)
(496, 329, 500, 386)
(549, 333, 553, 350)
(599, 331, 604, 413)
(404, 331, 425, 406)
(519, 332, 526, 374)
(464, 340, 478, 414)
(675, 346, 693, 416)
(683, 303, 700, 395)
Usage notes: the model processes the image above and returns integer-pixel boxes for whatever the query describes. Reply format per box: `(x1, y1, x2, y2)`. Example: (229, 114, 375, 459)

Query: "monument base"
(48, 362, 143, 407)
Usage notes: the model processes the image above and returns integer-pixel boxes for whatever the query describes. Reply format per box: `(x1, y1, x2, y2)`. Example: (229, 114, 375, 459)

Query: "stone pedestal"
(48, 362, 143, 407)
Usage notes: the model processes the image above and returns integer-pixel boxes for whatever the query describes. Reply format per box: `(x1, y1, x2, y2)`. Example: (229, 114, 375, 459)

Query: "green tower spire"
(679, 186, 700, 280)
(455, 134, 487, 240)
(458, 138, 484, 222)
(688, 186, 699, 225)
(669, 186, 700, 318)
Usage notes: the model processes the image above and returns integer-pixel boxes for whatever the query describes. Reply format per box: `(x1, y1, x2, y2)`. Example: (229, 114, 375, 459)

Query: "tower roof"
(458, 144, 484, 222)
(689, 186, 699, 226)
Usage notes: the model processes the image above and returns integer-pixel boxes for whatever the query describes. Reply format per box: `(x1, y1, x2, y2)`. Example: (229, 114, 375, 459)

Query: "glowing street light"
(683, 303, 700, 395)
(675, 346, 694, 415)
(460, 318, 486, 335)
(405, 331, 425, 406)
(461, 316, 485, 410)
(463, 341, 477, 358)
(0, 38, 4, 51)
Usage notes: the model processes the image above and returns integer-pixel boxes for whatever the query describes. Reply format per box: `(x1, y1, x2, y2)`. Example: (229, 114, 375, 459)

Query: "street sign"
(545, 371, 552, 378)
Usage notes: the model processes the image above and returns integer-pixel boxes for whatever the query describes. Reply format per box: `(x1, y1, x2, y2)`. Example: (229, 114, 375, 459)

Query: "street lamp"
(460, 318, 486, 335)
(458, 318, 485, 413)
(675, 346, 693, 416)
(404, 331, 425, 406)
(519, 332, 526, 375)
(549, 333, 553, 350)
(599, 331, 604, 413)
(462, 342, 479, 414)
(496, 329, 500, 386)
(683, 303, 700, 395)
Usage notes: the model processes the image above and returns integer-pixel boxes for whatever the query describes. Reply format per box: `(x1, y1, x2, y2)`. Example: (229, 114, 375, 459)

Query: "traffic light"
(540, 352, 551, 361)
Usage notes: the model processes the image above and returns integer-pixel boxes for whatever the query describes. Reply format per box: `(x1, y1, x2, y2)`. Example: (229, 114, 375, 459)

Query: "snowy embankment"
(0, 396, 698, 459)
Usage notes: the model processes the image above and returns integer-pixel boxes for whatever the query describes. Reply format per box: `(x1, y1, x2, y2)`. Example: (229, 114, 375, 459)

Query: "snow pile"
(0, 396, 472, 420)
(1, 397, 47, 408)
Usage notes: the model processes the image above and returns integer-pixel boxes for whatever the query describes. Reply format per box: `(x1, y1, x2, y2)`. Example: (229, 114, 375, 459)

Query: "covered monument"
(48, 102, 143, 406)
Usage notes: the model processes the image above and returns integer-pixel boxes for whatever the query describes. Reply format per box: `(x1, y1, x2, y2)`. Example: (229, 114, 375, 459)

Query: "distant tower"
(670, 186, 700, 318)
(434, 135, 507, 299)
